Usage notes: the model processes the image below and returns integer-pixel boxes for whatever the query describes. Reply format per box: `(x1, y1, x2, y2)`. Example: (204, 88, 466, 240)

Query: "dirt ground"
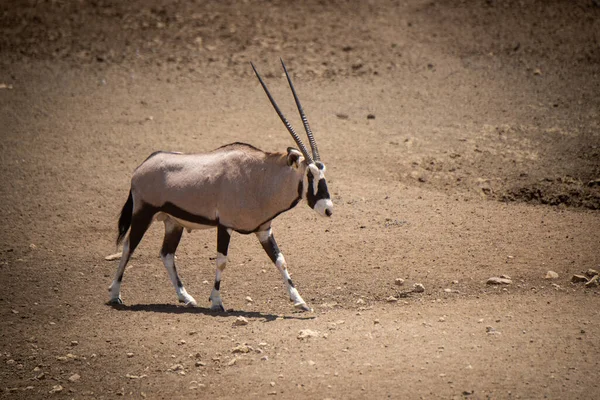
(1, 0, 600, 399)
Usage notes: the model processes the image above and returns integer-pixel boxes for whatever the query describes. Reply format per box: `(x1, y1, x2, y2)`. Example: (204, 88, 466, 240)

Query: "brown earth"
(1, 0, 600, 399)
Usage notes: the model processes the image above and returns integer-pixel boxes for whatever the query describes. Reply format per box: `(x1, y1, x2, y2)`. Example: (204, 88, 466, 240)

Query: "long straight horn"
(280, 59, 320, 161)
(251, 62, 314, 165)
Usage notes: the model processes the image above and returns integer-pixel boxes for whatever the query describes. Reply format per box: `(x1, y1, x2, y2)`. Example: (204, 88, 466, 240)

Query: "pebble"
(233, 316, 249, 326)
(49, 385, 63, 394)
(584, 275, 599, 288)
(413, 283, 425, 293)
(245, 296, 253, 303)
(195, 361, 206, 367)
(486, 326, 500, 335)
(571, 275, 588, 283)
(545, 271, 559, 279)
(307, 360, 316, 366)
(297, 329, 320, 340)
(394, 278, 405, 286)
(232, 345, 251, 354)
(486, 277, 512, 285)
(104, 252, 122, 261)
(386, 296, 398, 302)
(126, 352, 134, 358)
(443, 288, 452, 293)
(586, 269, 599, 277)
(356, 298, 365, 304)
(227, 358, 237, 366)
(68, 373, 80, 382)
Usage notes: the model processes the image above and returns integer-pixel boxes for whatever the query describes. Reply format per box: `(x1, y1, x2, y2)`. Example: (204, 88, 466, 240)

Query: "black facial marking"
(287, 278, 295, 288)
(306, 172, 331, 209)
(217, 225, 231, 256)
(214, 280, 221, 291)
(260, 233, 281, 263)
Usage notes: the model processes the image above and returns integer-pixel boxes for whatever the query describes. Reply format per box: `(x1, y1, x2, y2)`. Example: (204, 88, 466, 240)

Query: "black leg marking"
(260, 233, 281, 263)
(117, 273, 124, 283)
(128, 206, 155, 254)
(287, 278, 295, 288)
(160, 224, 183, 257)
(214, 280, 221, 291)
(217, 224, 231, 256)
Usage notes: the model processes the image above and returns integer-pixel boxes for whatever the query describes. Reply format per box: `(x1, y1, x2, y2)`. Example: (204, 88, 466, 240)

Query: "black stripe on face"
(306, 172, 331, 208)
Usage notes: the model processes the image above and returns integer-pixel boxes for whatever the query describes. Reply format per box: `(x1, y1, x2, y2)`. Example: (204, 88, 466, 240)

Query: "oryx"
(108, 60, 333, 312)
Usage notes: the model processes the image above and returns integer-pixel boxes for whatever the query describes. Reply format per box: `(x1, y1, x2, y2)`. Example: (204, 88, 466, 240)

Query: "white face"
(304, 162, 333, 217)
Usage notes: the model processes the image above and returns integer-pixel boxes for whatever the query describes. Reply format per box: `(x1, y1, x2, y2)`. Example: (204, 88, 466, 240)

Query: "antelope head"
(252, 60, 333, 218)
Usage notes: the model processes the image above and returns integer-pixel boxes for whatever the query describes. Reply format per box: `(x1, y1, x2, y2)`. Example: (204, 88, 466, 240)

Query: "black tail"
(117, 190, 133, 246)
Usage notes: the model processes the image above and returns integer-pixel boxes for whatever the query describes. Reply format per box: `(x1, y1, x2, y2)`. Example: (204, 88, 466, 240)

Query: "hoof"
(210, 304, 226, 312)
(178, 297, 197, 307)
(107, 297, 123, 306)
(294, 303, 313, 312)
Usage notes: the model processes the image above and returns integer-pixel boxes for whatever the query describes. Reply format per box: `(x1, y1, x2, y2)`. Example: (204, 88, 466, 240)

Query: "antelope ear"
(286, 147, 303, 168)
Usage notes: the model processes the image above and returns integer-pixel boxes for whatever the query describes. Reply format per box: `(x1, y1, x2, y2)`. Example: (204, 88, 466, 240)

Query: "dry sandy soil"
(1, 0, 600, 399)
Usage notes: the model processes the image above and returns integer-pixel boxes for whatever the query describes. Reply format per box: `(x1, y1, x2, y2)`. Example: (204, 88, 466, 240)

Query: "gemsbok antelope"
(108, 60, 333, 312)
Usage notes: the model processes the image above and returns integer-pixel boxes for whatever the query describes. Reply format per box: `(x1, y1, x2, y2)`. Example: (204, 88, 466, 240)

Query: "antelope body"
(108, 61, 332, 312)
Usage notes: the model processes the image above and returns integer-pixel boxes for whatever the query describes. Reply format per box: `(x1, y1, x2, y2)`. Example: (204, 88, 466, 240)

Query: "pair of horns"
(251, 59, 320, 165)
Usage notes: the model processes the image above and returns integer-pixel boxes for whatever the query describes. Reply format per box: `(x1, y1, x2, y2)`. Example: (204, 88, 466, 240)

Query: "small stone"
(487, 277, 512, 285)
(6, 359, 15, 365)
(49, 385, 63, 394)
(545, 271, 559, 279)
(195, 361, 206, 367)
(179, 340, 186, 345)
(298, 329, 320, 340)
(413, 283, 425, 293)
(367, 114, 376, 120)
(571, 275, 588, 283)
(394, 278, 405, 286)
(167, 364, 184, 372)
(533, 68, 542, 75)
(261, 356, 269, 361)
(356, 298, 365, 304)
(233, 316, 249, 326)
(374, 319, 380, 324)
(443, 288, 452, 293)
(270, 381, 276, 387)
(227, 358, 237, 366)
(68, 373, 80, 382)
(386, 296, 398, 302)
(232, 345, 251, 354)
(11, 309, 19, 314)
(439, 317, 446, 322)
(245, 296, 253, 303)
(307, 360, 316, 366)
(486, 326, 500, 335)
(70, 341, 79, 346)
(584, 275, 599, 288)
(104, 252, 122, 261)
(126, 352, 134, 358)
(585, 269, 599, 277)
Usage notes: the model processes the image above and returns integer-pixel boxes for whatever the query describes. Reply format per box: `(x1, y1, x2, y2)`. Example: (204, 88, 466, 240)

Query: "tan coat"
(131, 143, 305, 233)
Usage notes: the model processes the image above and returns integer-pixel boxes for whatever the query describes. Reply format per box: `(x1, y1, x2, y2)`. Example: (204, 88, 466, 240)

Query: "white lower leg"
(275, 254, 306, 307)
(161, 253, 197, 306)
(210, 253, 227, 310)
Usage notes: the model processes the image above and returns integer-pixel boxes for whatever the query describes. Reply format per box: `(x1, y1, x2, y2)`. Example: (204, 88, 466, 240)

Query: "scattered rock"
(356, 298, 365, 304)
(125, 373, 147, 379)
(571, 275, 588, 283)
(545, 271, 559, 279)
(227, 358, 237, 366)
(126, 352, 134, 358)
(49, 385, 63, 394)
(195, 361, 206, 367)
(70, 340, 79, 346)
(232, 345, 251, 354)
(386, 296, 398, 302)
(533, 68, 542, 75)
(486, 326, 500, 335)
(233, 316, 249, 326)
(367, 114, 376, 120)
(443, 288, 452, 293)
(585, 269, 599, 277)
(394, 278, 405, 286)
(68, 373, 80, 382)
(297, 329, 320, 340)
(261, 356, 269, 361)
(245, 296, 253, 303)
(167, 364, 185, 373)
(487, 277, 512, 285)
(413, 283, 425, 293)
(307, 360, 316, 366)
(584, 275, 599, 288)
(104, 252, 122, 261)
(336, 113, 349, 120)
